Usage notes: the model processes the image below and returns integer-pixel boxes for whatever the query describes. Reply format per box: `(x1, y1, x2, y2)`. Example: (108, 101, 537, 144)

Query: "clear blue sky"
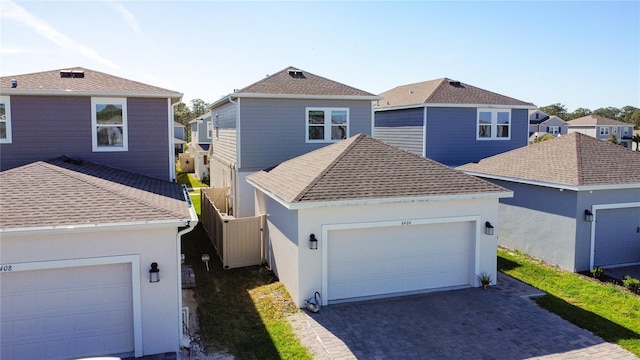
(2, 1, 639, 111)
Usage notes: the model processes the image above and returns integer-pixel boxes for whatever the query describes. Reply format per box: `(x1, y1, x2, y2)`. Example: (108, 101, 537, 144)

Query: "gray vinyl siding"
(239, 98, 372, 170)
(425, 108, 528, 166)
(211, 102, 237, 165)
(493, 180, 579, 271)
(196, 115, 212, 144)
(373, 127, 423, 156)
(0, 96, 170, 180)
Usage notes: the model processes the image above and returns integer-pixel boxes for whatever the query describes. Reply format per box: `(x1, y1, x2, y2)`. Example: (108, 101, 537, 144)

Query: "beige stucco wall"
(0, 225, 181, 357)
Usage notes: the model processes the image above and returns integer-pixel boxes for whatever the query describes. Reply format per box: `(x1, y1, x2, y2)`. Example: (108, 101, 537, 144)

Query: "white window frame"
(305, 107, 350, 143)
(623, 127, 630, 136)
(548, 126, 560, 135)
(91, 97, 128, 152)
(206, 119, 213, 139)
(599, 127, 609, 136)
(0, 95, 12, 144)
(476, 109, 511, 140)
(612, 127, 618, 134)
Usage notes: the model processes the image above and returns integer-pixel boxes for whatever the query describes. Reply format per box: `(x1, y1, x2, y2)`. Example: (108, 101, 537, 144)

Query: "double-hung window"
(599, 127, 609, 136)
(306, 108, 349, 142)
(547, 126, 560, 135)
(477, 109, 510, 140)
(0, 96, 11, 144)
(92, 97, 128, 151)
(206, 118, 213, 139)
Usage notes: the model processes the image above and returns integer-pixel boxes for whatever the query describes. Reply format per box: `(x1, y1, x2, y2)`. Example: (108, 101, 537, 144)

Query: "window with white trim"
(612, 127, 618, 134)
(623, 127, 630, 136)
(92, 97, 127, 151)
(0, 96, 11, 144)
(547, 126, 560, 135)
(477, 109, 510, 140)
(206, 119, 213, 139)
(599, 127, 609, 136)
(306, 108, 349, 142)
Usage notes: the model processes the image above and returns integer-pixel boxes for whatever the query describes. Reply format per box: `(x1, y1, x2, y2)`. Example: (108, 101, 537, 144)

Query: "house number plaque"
(401, 220, 412, 226)
(0, 265, 13, 272)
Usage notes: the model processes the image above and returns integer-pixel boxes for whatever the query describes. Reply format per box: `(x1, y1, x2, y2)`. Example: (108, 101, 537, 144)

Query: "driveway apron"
(291, 273, 637, 359)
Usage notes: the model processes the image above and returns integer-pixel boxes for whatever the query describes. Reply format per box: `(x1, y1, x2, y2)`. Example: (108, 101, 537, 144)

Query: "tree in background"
(593, 107, 621, 120)
(538, 103, 568, 119)
(173, 98, 211, 142)
(608, 134, 619, 144)
(565, 108, 592, 121)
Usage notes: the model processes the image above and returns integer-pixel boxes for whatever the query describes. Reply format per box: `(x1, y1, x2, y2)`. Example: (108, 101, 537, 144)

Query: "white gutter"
(209, 93, 381, 109)
(459, 170, 640, 192)
(1, 89, 183, 99)
(175, 185, 199, 348)
(0, 218, 194, 236)
(246, 177, 513, 210)
(374, 103, 537, 112)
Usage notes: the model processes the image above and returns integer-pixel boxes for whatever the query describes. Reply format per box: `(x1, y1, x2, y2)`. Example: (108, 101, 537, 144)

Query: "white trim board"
(320, 215, 484, 306)
(0, 255, 144, 358)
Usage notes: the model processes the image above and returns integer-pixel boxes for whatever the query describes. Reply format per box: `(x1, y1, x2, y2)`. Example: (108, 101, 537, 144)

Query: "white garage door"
(594, 207, 640, 267)
(327, 221, 474, 302)
(1, 263, 134, 360)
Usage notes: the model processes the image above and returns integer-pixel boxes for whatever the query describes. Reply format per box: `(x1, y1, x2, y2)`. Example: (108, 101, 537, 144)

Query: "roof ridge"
(235, 66, 291, 93)
(422, 78, 448, 103)
(292, 134, 366, 202)
(41, 160, 187, 218)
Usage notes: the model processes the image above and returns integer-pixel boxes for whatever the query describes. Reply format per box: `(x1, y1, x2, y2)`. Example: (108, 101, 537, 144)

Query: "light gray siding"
(495, 180, 579, 271)
(211, 102, 237, 165)
(373, 127, 423, 156)
(239, 98, 372, 170)
(0, 95, 171, 180)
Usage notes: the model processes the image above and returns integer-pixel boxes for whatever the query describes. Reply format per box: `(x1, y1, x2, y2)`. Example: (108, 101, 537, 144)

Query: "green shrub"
(590, 266, 604, 279)
(622, 275, 639, 293)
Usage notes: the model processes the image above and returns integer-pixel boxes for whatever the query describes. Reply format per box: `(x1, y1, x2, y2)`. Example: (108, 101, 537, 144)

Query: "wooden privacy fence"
(201, 188, 264, 269)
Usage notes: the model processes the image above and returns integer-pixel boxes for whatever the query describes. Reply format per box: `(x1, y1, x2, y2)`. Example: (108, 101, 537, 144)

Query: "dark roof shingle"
(376, 78, 534, 108)
(458, 132, 640, 187)
(248, 134, 508, 204)
(0, 157, 193, 229)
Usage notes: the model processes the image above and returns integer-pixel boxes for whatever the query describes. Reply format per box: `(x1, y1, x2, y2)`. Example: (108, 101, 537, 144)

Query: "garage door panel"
(595, 207, 640, 267)
(1, 263, 134, 360)
(327, 221, 474, 302)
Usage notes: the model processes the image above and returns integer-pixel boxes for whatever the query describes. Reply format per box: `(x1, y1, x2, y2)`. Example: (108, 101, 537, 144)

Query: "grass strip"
(498, 248, 640, 356)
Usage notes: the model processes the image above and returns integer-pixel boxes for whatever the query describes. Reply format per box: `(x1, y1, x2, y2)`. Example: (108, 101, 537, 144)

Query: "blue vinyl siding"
(239, 98, 372, 170)
(426, 108, 528, 166)
(374, 108, 423, 127)
(0, 95, 171, 180)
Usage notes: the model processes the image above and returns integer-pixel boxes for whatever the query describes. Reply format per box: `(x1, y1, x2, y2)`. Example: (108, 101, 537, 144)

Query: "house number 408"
(401, 220, 412, 226)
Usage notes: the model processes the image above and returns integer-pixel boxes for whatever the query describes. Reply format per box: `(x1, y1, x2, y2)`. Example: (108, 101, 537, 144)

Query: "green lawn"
(181, 224, 311, 360)
(176, 172, 208, 189)
(498, 248, 640, 356)
(189, 193, 200, 217)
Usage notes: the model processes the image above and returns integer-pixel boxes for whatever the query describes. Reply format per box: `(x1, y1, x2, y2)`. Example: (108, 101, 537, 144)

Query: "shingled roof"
(567, 114, 631, 127)
(247, 134, 509, 207)
(458, 132, 640, 188)
(376, 78, 534, 108)
(0, 67, 182, 99)
(0, 157, 194, 230)
(211, 66, 378, 108)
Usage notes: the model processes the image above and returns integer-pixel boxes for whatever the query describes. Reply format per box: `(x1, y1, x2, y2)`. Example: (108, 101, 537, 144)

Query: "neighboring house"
(174, 121, 186, 157)
(184, 112, 212, 181)
(373, 78, 535, 166)
(532, 115, 568, 137)
(0, 67, 183, 181)
(247, 134, 512, 307)
(0, 156, 198, 359)
(528, 109, 549, 135)
(567, 114, 634, 149)
(458, 132, 640, 273)
(209, 66, 380, 218)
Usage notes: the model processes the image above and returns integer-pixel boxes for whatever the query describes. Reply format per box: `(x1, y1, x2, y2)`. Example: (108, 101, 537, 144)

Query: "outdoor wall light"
(584, 209, 594, 222)
(149, 262, 160, 283)
(484, 222, 494, 235)
(309, 234, 318, 250)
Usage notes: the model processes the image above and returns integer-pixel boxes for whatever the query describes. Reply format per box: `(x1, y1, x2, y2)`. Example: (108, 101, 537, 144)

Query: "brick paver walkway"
(289, 273, 637, 359)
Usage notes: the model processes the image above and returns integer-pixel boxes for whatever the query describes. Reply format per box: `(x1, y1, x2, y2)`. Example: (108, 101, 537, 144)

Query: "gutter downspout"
(177, 185, 199, 351)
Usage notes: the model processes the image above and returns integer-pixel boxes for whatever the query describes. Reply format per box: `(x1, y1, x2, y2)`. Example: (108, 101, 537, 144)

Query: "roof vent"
(11, 79, 17, 88)
(448, 80, 462, 87)
(60, 70, 85, 78)
(288, 69, 305, 78)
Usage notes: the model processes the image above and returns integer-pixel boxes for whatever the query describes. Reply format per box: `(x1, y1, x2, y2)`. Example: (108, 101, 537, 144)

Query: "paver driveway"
(290, 273, 637, 359)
